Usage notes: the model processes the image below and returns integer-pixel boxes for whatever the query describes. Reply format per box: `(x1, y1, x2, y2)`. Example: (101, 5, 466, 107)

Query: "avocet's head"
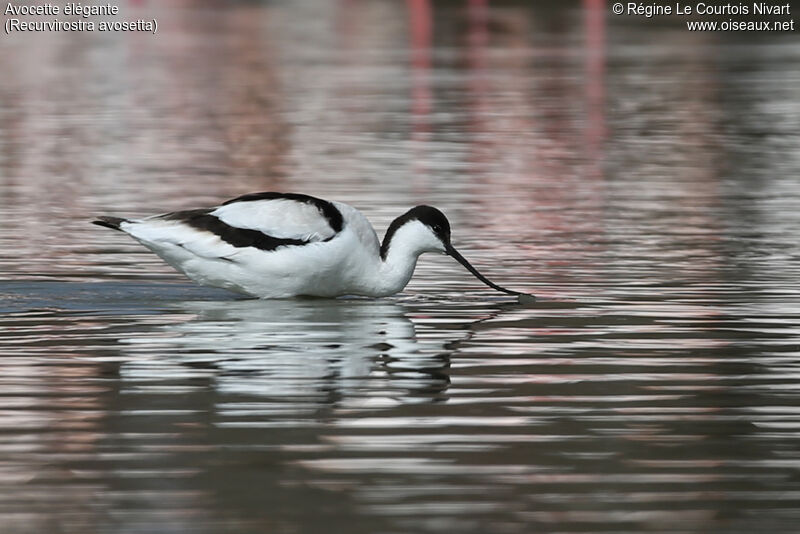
(380, 205, 451, 257)
(382, 205, 534, 300)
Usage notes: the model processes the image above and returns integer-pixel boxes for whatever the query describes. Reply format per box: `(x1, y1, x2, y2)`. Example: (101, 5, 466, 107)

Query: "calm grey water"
(2, 1, 800, 533)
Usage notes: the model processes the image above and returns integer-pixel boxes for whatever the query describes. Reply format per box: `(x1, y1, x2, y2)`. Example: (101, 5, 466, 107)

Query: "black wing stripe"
(162, 209, 308, 252)
(221, 192, 344, 233)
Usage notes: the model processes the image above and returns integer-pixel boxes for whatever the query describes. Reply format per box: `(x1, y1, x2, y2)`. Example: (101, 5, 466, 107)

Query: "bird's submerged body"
(94, 192, 531, 300)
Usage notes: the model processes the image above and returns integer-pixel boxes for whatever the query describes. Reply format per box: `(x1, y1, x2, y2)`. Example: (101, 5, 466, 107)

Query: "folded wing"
(124, 193, 344, 261)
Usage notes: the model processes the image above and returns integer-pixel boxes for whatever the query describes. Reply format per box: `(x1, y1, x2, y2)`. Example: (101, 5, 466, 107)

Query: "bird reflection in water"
(116, 297, 455, 406)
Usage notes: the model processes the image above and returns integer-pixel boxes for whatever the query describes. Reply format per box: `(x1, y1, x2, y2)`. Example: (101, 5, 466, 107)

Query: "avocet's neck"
(367, 219, 445, 297)
(374, 238, 423, 297)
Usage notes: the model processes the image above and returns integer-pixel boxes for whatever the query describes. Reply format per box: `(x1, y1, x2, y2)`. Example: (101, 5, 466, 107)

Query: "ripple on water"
(2, 2, 800, 533)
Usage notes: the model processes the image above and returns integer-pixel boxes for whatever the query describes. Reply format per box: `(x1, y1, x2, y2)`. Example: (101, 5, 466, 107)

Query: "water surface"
(2, 2, 800, 533)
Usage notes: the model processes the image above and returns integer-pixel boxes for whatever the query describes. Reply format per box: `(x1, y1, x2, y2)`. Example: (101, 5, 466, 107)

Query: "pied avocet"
(93, 192, 532, 301)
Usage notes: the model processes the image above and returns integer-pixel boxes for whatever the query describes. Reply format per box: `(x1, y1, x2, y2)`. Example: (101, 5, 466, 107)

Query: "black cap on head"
(409, 205, 451, 242)
(381, 205, 451, 259)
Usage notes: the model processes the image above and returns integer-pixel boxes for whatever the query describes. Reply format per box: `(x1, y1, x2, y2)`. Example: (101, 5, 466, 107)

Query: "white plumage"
(93, 192, 531, 300)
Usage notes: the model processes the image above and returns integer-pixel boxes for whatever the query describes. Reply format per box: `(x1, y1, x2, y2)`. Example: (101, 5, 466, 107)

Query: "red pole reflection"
(408, 0, 432, 130)
(583, 0, 606, 167)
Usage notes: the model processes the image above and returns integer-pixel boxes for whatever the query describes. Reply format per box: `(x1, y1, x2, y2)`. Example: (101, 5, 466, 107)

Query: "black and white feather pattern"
(92, 191, 529, 299)
(96, 192, 345, 257)
(163, 193, 343, 252)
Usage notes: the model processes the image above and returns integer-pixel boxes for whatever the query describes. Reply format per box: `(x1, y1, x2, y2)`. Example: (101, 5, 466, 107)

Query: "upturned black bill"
(446, 244, 534, 300)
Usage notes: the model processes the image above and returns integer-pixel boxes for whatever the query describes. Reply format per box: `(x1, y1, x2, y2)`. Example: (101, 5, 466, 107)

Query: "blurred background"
(1, 1, 800, 533)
